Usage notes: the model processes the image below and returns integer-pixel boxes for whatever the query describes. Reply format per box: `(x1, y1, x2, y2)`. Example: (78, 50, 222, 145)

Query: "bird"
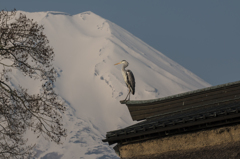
(114, 60, 135, 101)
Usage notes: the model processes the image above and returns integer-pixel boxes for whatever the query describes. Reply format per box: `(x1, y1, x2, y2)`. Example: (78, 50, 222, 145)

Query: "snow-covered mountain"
(9, 11, 210, 159)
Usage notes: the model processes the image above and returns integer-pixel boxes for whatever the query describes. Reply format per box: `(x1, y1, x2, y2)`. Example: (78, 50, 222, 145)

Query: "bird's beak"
(114, 62, 121, 65)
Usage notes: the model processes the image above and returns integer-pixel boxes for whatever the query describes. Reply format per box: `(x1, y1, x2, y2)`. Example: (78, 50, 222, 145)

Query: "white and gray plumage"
(115, 60, 135, 101)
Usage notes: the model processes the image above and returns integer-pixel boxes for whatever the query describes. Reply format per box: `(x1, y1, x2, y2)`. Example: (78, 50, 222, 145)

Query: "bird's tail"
(131, 87, 135, 95)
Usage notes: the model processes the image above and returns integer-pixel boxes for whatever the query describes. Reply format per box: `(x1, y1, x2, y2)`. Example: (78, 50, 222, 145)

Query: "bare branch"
(0, 9, 66, 158)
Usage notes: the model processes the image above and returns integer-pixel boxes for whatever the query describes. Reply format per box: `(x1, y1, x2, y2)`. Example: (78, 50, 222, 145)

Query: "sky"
(1, 0, 240, 86)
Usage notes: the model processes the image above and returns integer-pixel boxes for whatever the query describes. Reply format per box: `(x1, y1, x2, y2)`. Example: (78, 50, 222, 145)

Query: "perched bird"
(114, 60, 135, 101)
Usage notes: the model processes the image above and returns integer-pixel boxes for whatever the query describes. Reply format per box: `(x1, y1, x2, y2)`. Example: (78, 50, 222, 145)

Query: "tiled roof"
(121, 80, 240, 121)
(103, 101, 240, 145)
(103, 80, 240, 145)
(121, 80, 240, 105)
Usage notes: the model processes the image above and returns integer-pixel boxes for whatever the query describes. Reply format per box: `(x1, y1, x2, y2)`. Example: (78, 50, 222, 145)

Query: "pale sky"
(1, 0, 240, 85)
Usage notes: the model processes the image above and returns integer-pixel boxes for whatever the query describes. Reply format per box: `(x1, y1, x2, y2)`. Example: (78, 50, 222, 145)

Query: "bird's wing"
(126, 70, 135, 95)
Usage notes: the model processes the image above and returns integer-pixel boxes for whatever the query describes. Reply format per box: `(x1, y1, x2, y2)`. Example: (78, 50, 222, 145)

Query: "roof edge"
(120, 80, 240, 105)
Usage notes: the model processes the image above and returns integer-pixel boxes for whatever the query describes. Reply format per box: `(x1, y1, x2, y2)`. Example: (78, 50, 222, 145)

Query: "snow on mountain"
(8, 11, 211, 159)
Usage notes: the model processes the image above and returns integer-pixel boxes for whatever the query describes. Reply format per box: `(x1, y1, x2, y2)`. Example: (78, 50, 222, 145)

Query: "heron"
(114, 60, 135, 101)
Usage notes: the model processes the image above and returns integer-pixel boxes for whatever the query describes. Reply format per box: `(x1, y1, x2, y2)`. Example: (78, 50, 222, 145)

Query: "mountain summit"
(10, 11, 210, 159)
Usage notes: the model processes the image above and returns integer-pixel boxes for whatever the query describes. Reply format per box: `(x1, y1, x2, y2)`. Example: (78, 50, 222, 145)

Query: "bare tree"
(0, 9, 66, 158)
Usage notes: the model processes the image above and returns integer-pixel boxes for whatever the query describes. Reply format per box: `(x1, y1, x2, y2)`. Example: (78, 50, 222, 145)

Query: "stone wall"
(119, 124, 240, 159)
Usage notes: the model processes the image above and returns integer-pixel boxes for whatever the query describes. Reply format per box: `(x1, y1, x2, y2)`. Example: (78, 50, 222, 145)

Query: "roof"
(121, 80, 240, 121)
(103, 101, 240, 145)
(103, 80, 240, 145)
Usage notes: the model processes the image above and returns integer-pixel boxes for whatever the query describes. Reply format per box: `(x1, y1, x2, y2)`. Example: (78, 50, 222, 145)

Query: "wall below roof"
(119, 124, 240, 159)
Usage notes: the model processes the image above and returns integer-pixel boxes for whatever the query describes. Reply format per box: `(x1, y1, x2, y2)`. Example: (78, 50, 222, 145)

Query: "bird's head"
(114, 60, 129, 66)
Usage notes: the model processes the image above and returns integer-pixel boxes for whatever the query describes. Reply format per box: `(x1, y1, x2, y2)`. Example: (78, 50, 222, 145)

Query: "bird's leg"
(124, 91, 130, 101)
(124, 89, 131, 101)
(127, 87, 131, 101)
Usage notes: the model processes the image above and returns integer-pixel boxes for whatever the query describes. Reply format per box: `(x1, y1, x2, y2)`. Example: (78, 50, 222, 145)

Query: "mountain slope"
(8, 11, 211, 159)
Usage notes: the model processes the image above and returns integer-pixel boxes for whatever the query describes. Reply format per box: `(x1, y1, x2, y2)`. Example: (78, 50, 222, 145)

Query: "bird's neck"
(122, 64, 127, 71)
